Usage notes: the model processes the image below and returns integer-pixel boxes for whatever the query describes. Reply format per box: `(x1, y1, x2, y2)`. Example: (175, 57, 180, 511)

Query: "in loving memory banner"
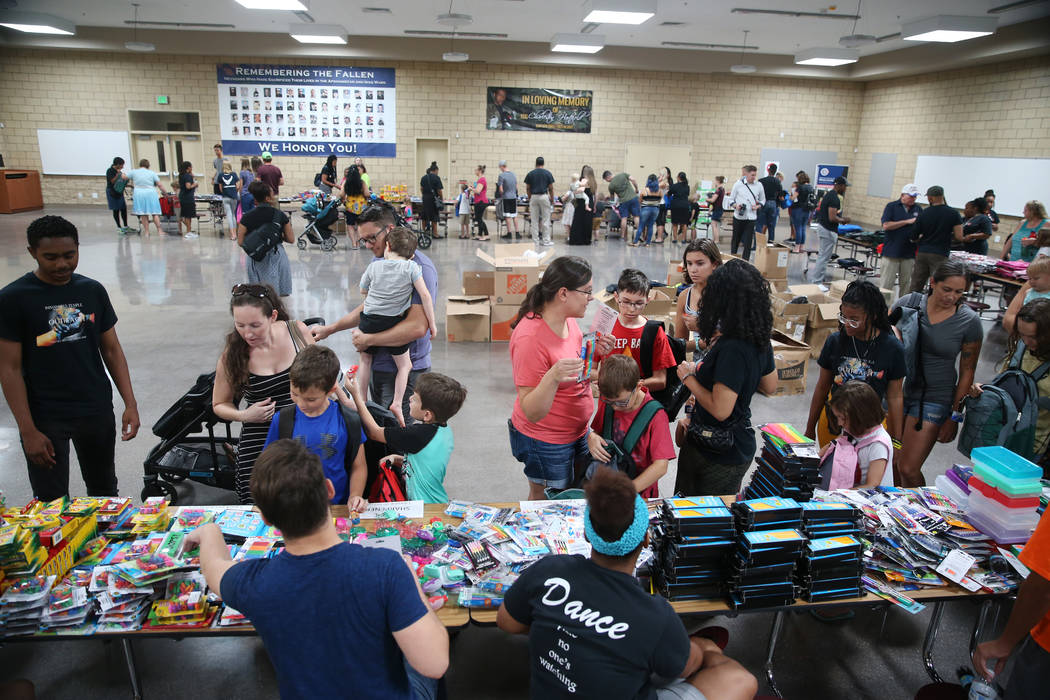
(486, 87, 593, 133)
(217, 63, 396, 157)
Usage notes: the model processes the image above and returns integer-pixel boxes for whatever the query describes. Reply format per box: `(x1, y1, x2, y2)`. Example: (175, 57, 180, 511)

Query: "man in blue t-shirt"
(187, 439, 449, 699)
(879, 183, 922, 297)
(312, 202, 438, 421)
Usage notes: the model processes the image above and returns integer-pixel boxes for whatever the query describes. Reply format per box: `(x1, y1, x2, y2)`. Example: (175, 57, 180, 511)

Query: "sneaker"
(514, 233, 522, 240)
(184, 232, 199, 239)
(541, 240, 554, 247)
(817, 284, 829, 293)
(500, 234, 512, 240)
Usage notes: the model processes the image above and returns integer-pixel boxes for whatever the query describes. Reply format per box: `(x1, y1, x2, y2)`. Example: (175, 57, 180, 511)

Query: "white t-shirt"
(856, 425, 894, 487)
(726, 179, 765, 220)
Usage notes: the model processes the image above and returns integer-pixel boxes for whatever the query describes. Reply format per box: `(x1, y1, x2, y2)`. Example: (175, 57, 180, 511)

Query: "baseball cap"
(834, 176, 850, 186)
(926, 185, 944, 197)
(498, 160, 507, 167)
(901, 183, 920, 197)
(261, 151, 273, 160)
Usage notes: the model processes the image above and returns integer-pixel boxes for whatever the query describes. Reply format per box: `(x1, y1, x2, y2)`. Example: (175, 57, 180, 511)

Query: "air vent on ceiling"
(292, 11, 314, 23)
(404, 29, 508, 38)
(663, 41, 756, 50)
(362, 7, 392, 14)
(660, 21, 686, 26)
(731, 8, 858, 21)
(580, 22, 601, 33)
(123, 20, 236, 29)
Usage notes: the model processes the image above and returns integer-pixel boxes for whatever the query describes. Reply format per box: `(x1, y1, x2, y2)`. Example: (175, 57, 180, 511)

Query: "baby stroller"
(298, 192, 340, 251)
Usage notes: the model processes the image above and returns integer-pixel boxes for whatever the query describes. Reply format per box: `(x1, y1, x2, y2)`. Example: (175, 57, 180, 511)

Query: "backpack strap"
(340, 405, 364, 478)
(277, 405, 296, 440)
(621, 399, 664, 456)
(287, 320, 308, 353)
(602, 403, 615, 442)
(639, 320, 664, 379)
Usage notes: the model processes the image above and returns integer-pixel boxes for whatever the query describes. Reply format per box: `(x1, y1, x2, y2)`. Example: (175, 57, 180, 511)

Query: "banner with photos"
(217, 63, 396, 157)
(486, 87, 592, 133)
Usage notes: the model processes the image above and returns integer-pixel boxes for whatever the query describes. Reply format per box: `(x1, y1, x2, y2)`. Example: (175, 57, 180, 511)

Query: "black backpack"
(277, 403, 364, 484)
(241, 208, 283, 261)
(313, 172, 323, 188)
(599, 399, 664, 478)
(639, 319, 688, 419)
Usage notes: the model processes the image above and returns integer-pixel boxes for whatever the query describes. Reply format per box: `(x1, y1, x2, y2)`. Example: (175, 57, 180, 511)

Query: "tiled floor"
(0, 207, 1012, 698)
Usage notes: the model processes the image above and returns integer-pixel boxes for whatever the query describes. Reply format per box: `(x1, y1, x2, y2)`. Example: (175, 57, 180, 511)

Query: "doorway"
(129, 110, 205, 187)
(624, 143, 692, 187)
(415, 138, 449, 195)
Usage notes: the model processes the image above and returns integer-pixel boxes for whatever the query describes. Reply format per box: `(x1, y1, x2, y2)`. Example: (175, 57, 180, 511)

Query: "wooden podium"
(0, 169, 44, 214)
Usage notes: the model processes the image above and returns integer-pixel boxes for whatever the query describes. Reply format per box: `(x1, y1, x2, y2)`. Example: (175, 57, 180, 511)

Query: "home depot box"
(770, 330, 811, 396)
(753, 233, 790, 280)
(446, 296, 490, 342)
(827, 279, 894, 305)
(475, 244, 552, 304)
(490, 302, 519, 342)
(461, 270, 495, 297)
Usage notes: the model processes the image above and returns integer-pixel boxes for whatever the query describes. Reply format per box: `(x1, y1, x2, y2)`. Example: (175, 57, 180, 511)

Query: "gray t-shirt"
(893, 292, 984, 405)
(360, 258, 422, 317)
(497, 170, 518, 200)
(213, 156, 224, 183)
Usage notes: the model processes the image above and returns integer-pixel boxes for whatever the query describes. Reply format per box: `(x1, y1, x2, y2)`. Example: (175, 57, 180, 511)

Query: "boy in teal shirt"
(347, 372, 466, 503)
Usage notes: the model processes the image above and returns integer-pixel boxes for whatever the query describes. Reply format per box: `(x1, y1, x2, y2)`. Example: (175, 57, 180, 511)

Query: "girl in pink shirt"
(509, 256, 612, 500)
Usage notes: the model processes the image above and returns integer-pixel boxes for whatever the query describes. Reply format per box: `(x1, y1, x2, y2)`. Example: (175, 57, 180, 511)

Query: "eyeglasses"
(231, 284, 268, 298)
(837, 313, 863, 329)
(617, 298, 647, 309)
(605, 389, 636, 409)
(570, 288, 594, 298)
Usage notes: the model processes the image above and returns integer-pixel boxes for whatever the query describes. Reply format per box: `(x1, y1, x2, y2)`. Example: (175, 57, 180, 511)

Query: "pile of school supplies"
(0, 574, 56, 636)
(965, 446, 1041, 544)
(796, 535, 864, 602)
(653, 497, 735, 601)
(726, 498, 805, 609)
(743, 424, 821, 502)
(934, 464, 973, 510)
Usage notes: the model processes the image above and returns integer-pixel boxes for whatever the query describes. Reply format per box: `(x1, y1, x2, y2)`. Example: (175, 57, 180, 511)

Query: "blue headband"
(585, 495, 649, 556)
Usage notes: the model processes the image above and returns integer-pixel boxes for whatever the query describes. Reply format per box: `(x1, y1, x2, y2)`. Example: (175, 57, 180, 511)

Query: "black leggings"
(112, 203, 128, 228)
(474, 201, 489, 236)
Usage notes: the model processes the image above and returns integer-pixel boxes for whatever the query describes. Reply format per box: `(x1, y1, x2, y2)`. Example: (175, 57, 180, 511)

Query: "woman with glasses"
(212, 284, 314, 503)
(508, 256, 614, 500)
(674, 260, 778, 495)
(236, 181, 295, 297)
(805, 280, 906, 448)
(891, 261, 983, 487)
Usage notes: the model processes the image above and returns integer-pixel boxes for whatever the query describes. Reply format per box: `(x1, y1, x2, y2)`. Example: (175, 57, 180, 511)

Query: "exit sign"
(156, 95, 169, 105)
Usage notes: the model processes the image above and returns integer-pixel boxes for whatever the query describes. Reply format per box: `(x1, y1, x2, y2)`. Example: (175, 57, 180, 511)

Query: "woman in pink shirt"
(470, 164, 490, 242)
(509, 256, 612, 499)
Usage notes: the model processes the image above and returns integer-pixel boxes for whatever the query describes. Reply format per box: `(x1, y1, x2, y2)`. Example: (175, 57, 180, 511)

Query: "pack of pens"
(800, 501, 863, 539)
(578, 332, 597, 383)
(731, 497, 803, 532)
(797, 535, 864, 602)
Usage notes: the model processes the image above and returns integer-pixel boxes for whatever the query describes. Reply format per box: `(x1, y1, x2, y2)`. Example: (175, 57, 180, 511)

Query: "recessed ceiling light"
(730, 64, 757, 73)
(0, 11, 75, 35)
(901, 15, 997, 43)
(551, 33, 605, 53)
(289, 24, 348, 44)
(125, 41, 155, 52)
(794, 47, 859, 66)
(583, 0, 655, 25)
(442, 51, 469, 62)
(235, 0, 308, 10)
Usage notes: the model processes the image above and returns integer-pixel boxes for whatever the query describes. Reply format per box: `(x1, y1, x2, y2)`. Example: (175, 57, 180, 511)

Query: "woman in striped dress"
(211, 284, 313, 503)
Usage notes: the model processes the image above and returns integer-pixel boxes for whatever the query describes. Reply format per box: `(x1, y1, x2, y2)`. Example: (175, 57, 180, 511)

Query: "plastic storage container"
(971, 446, 1042, 494)
(935, 474, 969, 509)
(965, 507, 1035, 544)
(967, 476, 1040, 508)
(946, 468, 972, 495)
(967, 489, 1040, 529)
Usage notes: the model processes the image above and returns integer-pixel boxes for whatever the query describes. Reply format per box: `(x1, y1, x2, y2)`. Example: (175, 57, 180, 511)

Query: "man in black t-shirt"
(499, 468, 757, 700)
(0, 216, 140, 500)
(756, 163, 783, 241)
(812, 176, 851, 290)
(908, 185, 963, 293)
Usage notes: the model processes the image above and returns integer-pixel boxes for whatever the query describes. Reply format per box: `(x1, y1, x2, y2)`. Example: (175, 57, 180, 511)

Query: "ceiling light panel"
(289, 24, 348, 44)
(901, 15, 997, 43)
(0, 11, 75, 35)
(794, 47, 859, 66)
(236, 0, 308, 10)
(583, 0, 656, 25)
(551, 33, 606, 53)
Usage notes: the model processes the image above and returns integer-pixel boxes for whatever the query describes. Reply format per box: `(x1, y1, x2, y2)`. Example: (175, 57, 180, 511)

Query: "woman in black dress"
(568, 164, 596, 245)
(668, 171, 693, 243)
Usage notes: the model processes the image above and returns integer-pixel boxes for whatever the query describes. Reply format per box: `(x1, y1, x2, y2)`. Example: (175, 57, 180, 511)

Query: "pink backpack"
(820, 428, 892, 490)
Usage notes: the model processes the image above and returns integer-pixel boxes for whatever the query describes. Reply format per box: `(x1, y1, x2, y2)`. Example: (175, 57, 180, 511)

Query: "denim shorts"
(508, 420, 589, 489)
(903, 399, 951, 426)
(619, 197, 641, 219)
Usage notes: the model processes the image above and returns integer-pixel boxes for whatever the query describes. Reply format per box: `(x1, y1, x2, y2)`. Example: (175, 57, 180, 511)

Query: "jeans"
(636, 206, 659, 244)
(370, 367, 428, 423)
(880, 257, 915, 295)
(755, 200, 778, 240)
(812, 224, 838, 285)
(508, 420, 589, 489)
(730, 217, 756, 261)
(529, 194, 552, 242)
(790, 207, 809, 246)
(222, 197, 237, 229)
(910, 252, 948, 293)
(24, 412, 117, 501)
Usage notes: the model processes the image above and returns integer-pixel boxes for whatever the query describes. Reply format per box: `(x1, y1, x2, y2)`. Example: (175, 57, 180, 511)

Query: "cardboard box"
(475, 244, 552, 305)
(445, 296, 491, 342)
(461, 270, 495, 297)
(786, 285, 840, 330)
(805, 326, 835, 359)
(667, 259, 684, 286)
(770, 330, 811, 396)
(770, 291, 810, 343)
(753, 233, 791, 280)
(827, 279, 894, 305)
(490, 302, 519, 342)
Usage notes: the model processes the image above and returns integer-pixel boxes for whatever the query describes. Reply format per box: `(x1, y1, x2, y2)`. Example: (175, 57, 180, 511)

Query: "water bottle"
(968, 677, 999, 700)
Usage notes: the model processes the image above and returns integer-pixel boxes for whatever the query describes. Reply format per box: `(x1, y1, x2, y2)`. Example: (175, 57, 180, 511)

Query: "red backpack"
(369, 458, 407, 503)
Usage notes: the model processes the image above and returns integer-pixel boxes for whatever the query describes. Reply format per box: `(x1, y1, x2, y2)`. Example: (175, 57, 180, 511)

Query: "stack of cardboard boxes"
(445, 245, 552, 342)
(770, 281, 893, 359)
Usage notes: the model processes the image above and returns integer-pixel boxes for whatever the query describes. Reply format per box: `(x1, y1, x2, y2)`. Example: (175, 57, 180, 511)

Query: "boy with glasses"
(596, 269, 677, 393)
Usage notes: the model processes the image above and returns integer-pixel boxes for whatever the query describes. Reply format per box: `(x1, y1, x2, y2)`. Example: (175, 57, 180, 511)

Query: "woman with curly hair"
(805, 280, 906, 448)
(211, 283, 314, 503)
(674, 259, 778, 495)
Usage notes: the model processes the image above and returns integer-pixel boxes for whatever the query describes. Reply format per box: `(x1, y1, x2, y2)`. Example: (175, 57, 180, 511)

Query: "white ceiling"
(2, 0, 1049, 77)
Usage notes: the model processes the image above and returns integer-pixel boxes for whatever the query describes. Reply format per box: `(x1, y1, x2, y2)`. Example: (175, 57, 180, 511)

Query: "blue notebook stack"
(726, 498, 806, 609)
(800, 501, 863, 539)
(654, 497, 736, 602)
(796, 534, 864, 602)
(743, 434, 822, 502)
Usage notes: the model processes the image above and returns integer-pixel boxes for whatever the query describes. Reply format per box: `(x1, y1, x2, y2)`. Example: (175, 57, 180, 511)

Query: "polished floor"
(0, 207, 1014, 698)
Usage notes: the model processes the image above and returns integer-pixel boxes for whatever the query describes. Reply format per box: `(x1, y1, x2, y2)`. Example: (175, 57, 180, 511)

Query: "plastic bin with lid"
(971, 446, 1041, 489)
(967, 475, 1041, 508)
(934, 474, 969, 510)
(967, 490, 1040, 529)
(965, 507, 1035, 544)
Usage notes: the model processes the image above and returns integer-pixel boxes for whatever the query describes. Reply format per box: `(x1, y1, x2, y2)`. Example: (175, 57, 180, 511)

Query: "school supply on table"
(743, 424, 822, 502)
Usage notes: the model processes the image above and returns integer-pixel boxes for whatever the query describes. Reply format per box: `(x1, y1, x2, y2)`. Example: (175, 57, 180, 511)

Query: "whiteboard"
(914, 155, 1050, 217)
(37, 129, 131, 176)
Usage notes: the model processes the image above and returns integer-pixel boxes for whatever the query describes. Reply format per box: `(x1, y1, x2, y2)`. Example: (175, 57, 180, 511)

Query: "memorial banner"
(217, 63, 396, 157)
(486, 87, 592, 133)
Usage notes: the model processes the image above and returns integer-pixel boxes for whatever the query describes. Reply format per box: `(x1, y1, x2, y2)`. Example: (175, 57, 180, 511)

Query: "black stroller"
(298, 192, 340, 251)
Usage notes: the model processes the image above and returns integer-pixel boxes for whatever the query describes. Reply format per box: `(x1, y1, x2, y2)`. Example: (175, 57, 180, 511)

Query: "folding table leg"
(764, 610, 786, 698)
(969, 599, 994, 659)
(122, 638, 144, 700)
(921, 601, 945, 683)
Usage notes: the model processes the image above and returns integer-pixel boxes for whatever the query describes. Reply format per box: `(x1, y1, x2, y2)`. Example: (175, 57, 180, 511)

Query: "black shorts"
(502, 199, 518, 216)
(180, 199, 196, 218)
(345, 210, 359, 226)
(422, 195, 439, 222)
(359, 310, 411, 355)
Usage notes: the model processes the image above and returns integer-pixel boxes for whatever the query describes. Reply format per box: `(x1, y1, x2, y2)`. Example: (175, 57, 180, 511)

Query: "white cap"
(901, 183, 920, 196)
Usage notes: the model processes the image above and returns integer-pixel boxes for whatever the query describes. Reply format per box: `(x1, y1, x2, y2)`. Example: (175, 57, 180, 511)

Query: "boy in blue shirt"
(347, 371, 466, 503)
(263, 345, 368, 510)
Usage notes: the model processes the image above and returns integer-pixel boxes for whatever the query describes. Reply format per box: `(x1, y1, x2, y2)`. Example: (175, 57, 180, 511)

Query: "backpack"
(241, 208, 284, 262)
(803, 185, 818, 211)
(598, 398, 664, 479)
(112, 175, 127, 194)
(313, 172, 323, 188)
(958, 342, 1050, 460)
(277, 403, 364, 486)
(369, 458, 408, 503)
(639, 320, 688, 419)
